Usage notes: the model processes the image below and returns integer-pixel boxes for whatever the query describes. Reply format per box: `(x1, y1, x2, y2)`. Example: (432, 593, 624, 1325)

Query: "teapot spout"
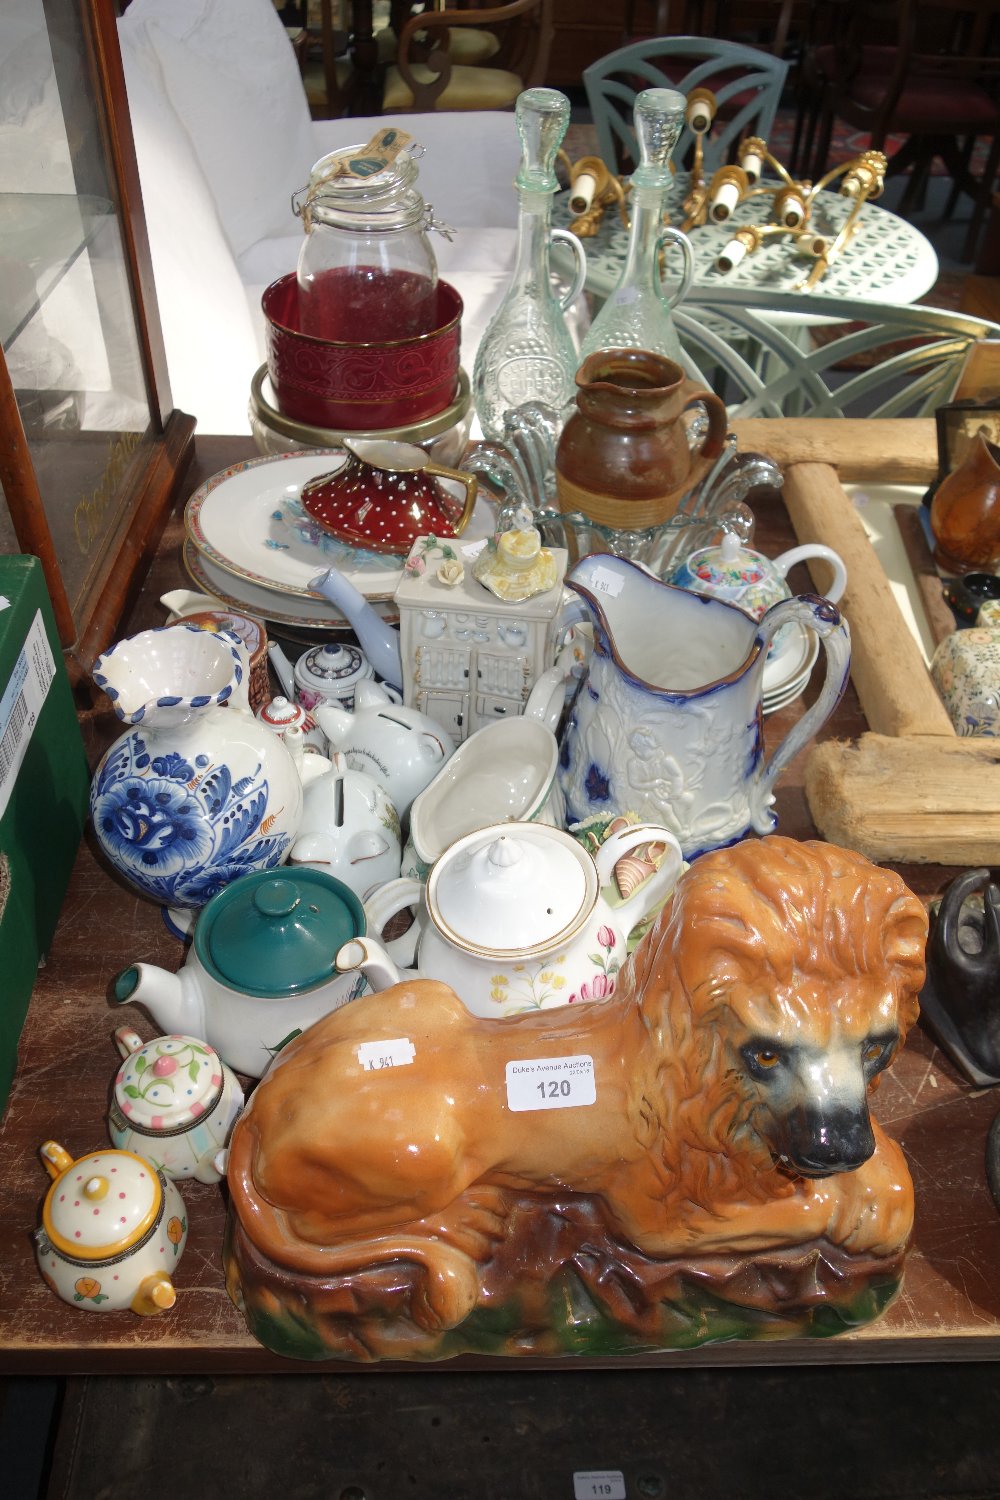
(113, 962, 206, 1041)
(309, 568, 403, 693)
(267, 641, 297, 699)
(131, 1271, 176, 1316)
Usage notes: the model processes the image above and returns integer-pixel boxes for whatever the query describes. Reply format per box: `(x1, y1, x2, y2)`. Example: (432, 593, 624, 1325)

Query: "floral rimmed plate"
(182, 540, 400, 631)
(184, 451, 494, 602)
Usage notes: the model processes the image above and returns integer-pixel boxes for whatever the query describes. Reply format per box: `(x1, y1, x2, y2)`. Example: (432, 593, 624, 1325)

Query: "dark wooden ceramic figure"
(920, 867, 1000, 1086)
(224, 836, 927, 1362)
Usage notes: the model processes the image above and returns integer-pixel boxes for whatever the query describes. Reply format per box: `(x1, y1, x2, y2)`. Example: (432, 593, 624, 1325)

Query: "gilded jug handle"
(550, 227, 587, 312)
(422, 465, 478, 535)
(655, 226, 694, 313)
(748, 595, 852, 835)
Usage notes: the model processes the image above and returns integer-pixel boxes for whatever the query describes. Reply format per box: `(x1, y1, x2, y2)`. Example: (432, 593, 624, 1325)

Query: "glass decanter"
(472, 88, 586, 441)
(578, 88, 693, 366)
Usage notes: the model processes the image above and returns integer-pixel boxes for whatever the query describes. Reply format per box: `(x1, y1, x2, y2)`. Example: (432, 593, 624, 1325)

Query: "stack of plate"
(761, 623, 820, 715)
(182, 450, 494, 633)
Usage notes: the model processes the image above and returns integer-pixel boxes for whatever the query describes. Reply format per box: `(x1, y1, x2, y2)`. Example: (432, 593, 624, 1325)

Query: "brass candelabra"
(703, 135, 888, 290)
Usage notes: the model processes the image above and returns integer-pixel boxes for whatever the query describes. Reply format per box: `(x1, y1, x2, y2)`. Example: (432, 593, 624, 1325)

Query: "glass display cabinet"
(0, 0, 195, 684)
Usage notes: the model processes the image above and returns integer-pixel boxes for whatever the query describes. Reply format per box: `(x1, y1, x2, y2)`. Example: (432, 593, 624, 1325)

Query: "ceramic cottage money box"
(223, 837, 926, 1363)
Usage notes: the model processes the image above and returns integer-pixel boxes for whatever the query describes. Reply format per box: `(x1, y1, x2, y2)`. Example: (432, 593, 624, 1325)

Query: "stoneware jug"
(35, 1141, 187, 1315)
(90, 624, 306, 935)
(930, 432, 1000, 573)
(558, 555, 851, 858)
(555, 348, 728, 532)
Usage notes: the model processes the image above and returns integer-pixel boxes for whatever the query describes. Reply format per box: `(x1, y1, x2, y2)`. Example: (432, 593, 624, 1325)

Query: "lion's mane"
(615, 836, 928, 1215)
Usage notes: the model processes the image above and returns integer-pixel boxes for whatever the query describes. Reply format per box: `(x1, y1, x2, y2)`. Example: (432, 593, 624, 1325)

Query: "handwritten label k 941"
(589, 565, 625, 598)
(505, 1055, 596, 1112)
(356, 1038, 415, 1071)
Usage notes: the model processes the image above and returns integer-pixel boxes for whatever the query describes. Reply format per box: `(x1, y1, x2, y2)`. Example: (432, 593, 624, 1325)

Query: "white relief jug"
(558, 555, 851, 858)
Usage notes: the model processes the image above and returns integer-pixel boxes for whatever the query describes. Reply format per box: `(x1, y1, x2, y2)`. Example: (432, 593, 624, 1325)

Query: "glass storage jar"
(295, 145, 445, 343)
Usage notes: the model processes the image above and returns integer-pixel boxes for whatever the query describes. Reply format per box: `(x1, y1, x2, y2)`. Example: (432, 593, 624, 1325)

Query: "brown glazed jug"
(930, 432, 1000, 573)
(555, 348, 728, 531)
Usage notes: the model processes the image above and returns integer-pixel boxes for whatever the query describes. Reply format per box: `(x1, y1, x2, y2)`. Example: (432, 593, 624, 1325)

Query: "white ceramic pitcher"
(558, 555, 851, 858)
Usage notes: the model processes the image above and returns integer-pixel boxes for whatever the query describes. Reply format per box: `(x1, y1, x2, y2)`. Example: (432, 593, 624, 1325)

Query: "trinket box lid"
(113, 1035, 225, 1133)
(42, 1149, 162, 1261)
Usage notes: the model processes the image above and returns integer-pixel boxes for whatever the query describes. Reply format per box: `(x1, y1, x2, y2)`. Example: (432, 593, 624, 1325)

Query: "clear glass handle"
(551, 227, 587, 311)
(657, 226, 694, 312)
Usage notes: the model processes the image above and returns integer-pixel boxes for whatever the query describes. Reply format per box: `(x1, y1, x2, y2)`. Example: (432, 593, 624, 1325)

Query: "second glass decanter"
(472, 88, 586, 441)
(578, 88, 693, 366)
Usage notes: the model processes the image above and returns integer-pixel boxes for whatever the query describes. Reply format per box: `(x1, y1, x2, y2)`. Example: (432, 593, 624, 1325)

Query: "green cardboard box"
(0, 556, 89, 1112)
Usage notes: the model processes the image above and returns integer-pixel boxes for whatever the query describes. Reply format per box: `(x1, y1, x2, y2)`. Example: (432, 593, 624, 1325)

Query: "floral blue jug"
(90, 624, 305, 935)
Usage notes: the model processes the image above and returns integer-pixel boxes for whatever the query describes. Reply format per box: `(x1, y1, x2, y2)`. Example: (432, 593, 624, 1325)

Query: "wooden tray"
(730, 418, 1000, 865)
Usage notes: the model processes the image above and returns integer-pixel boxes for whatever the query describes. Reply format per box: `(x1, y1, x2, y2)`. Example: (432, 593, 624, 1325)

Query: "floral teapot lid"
(112, 1031, 225, 1134)
(426, 823, 597, 958)
(39, 1142, 163, 1261)
(670, 530, 789, 620)
(196, 867, 365, 998)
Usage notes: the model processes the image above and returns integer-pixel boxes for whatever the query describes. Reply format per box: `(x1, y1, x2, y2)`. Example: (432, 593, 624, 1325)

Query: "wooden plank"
(781, 462, 955, 739)
(806, 733, 1000, 865)
(731, 417, 938, 482)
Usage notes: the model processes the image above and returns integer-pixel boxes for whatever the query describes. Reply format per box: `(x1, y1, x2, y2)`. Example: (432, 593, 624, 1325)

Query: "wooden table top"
(2, 435, 999, 1374)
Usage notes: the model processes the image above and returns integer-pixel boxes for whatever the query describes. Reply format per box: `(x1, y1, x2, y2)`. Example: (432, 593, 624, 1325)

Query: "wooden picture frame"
(727, 416, 1000, 866)
(935, 399, 1000, 482)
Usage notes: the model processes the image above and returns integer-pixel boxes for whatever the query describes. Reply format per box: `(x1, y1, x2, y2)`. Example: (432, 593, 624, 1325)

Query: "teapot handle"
(749, 595, 852, 834)
(655, 226, 694, 313)
(772, 543, 847, 606)
(594, 825, 685, 936)
(114, 1026, 145, 1061)
(550, 227, 587, 312)
(40, 1141, 73, 1180)
(363, 876, 426, 969)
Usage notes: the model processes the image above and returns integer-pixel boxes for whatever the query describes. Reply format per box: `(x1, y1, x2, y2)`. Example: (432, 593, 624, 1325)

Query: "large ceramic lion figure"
(226, 836, 927, 1353)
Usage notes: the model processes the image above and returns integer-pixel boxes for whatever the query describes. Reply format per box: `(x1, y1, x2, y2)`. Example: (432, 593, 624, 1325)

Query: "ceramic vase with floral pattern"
(90, 624, 304, 933)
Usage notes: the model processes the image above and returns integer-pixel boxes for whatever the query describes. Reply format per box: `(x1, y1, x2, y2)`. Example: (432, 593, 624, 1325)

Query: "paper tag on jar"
(505, 1055, 596, 1111)
(339, 127, 415, 180)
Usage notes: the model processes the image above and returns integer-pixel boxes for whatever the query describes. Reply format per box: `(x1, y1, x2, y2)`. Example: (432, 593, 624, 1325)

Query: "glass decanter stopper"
(578, 88, 693, 366)
(472, 88, 587, 441)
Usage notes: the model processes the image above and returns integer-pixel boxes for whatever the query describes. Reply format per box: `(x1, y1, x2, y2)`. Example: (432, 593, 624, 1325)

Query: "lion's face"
(720, 971, 902, 1177)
